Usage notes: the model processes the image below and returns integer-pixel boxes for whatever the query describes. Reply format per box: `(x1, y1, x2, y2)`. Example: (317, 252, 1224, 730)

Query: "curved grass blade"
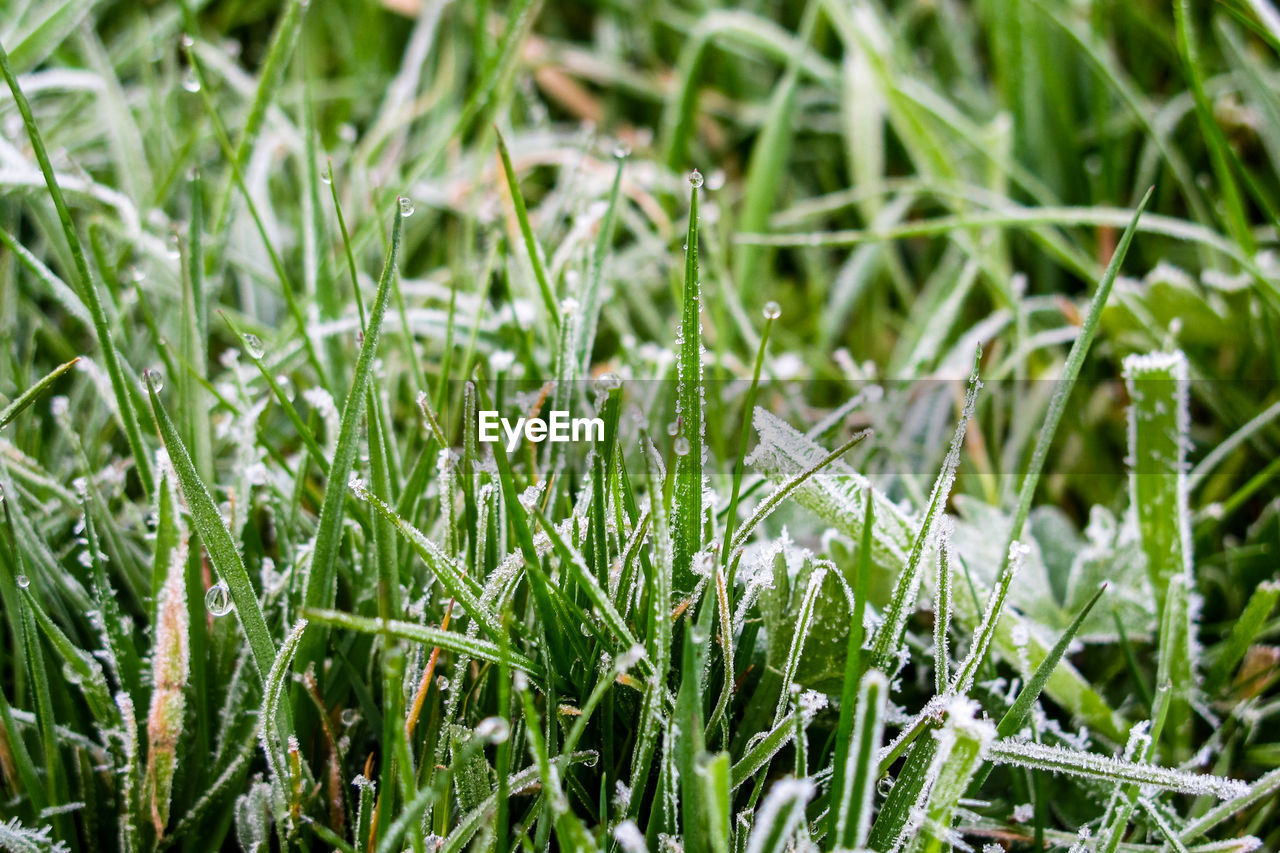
(968, 581, 1109, 793)
(831, 670, 887, 851)
(495, 129, 559, 329)
(950, 187, 1152, 693)
(730, 428, 872, 554)
(870, 352, 980, 674)
(0, 42, 153, 496)
(576, 153, 625, 371)
(299, 200, 404, 659)
(986, 737, 1249, 798)
(744, 778, 814, 853)
(300, 608, 543, 682)
(145, 376, 276, 682)
(0, 358, 78, 429)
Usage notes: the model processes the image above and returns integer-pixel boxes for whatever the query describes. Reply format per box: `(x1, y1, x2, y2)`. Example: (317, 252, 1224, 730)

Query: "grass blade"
(299, 200, 404, 660)
(0, 358, 78, 429)
(145, 376, 277, 682)
(0, 41, 153, 496)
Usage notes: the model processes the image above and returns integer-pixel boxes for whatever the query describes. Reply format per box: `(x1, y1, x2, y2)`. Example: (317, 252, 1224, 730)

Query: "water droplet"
(181, 70, 201, 93)
(398, 196, 415, 217)
(0, 483, 5, 503)
(340, 708, 358, 726)
(666, 421, 680, 437)
(762, 301, 781, 320)
(243, 334, 265, 360)
(688, 169, 704, 189)
(613, 141, 631, 159)
(673, 436, 690, 456)
(62, 663, 83, 685)
(16, 574, 29, 589)
(180, 33, 195, 49)
(142, 369, 164, 393)
(204, 581, 232, 616)
(320, 167, 332, 185)
(594, 372, 622, 393)
(475, 717, 510, 743)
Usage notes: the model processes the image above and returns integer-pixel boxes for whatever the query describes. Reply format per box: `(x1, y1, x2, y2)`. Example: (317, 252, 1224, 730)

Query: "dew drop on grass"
(398, 196, 415, 217)
(666, 421, 680, 437)
(688, 169, 704, 189)
(181, 71, 201, 93)
(243, 334, 265, 359)
(762, 300, 781, 321)
(142, 369, 164, 393)
(205, 581, 232, 616)
(180, 33, 195, 49)
(594, 372, 622, 393)
(674, 436, 690, 456)
(16, 574, 29, 589)
(341, 709, 358, 726)
(475, 716, 510, 743)
(614, 141, 631, 159)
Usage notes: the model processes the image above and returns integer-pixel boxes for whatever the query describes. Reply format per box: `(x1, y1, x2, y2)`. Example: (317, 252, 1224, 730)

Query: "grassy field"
(1, 0, 1279, 850)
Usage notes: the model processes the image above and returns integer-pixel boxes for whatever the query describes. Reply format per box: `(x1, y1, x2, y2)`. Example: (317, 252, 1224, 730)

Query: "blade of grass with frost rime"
(301, 609, 544, 682)
(906, 701, 995, 853)
(952, 187, 1154, 694)
(0, 42, 153, 496)
(0, 358, 77, 429)
(146, 376, 277, 683)
(576, 152, 625, 372)
(628, 434, 673, 819)
(744, 778, 814, 853)
(969, 581, 1109, 793)
(830, 670, 887, 852)
(673, 172, 705, 591)
(1124, 350, 1195, 752)
(828, 493, 876, 847)
(985, 738, 1250, 798)
(496, 129, 559, 329)
(207, 0, 306, 239)
(870, 351, 979, 674)
(299, 202, 403, 662)
(747, 408, 1120, 738)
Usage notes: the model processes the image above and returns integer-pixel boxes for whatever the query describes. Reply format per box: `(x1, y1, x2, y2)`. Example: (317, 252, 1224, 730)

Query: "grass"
(1, 0, 1280, 851)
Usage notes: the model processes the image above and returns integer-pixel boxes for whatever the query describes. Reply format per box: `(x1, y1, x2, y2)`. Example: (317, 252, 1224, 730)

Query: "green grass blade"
(495, 129, 559, 330)
(870, 353, 980, 673)
(950, 188, 1152, 693)
(673, 173, 704, 592)
(830, 669, 887, 851)
(743, 778, 814, 853)
(300, 201, 404, 658)
(0, 41, 154, 496)
(145, 376, 277, 682)
(0, 357, 78, 429)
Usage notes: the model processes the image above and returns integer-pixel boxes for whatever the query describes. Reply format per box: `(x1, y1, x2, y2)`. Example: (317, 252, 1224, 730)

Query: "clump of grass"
(1, 0, 1279, 851)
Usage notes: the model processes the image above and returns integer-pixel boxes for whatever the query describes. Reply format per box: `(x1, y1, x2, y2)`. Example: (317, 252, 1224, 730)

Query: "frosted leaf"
(744, 779, 814, 853)
(987, 737, 1251, 798)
